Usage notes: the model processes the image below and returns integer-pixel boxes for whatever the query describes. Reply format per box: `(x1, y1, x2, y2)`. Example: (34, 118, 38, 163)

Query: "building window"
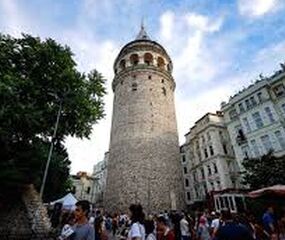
(235, 125, 246, 144)
(130, 54, 139, 65)
(182, 155, 186, 163)
(216, 180, 221, 190)
(209, 145, 214, 156)
(229, 109, 238, 120)
(273, 84, 285, 97)
(207, 132, 211, 141)
(72, 186, 76, 194)
(119, 59, 126, 70)
(86, 187, 91, 194)
(201, 168, 205, 179)
(186, 192, 191, 201)
(282, 103, 285, 114)
(183, 167, 187, 174)
(210, 182, 215, 191)
(219, 131, 224, 141)
(144, 52, 153, 65)
(264, 107, 275, 123)
(250, 139, 260, 157)
(185, 178, 189, 187)
(238, 103, 245, 113)
(257, 92, 263, 102)
(252, 112, 264, 129)
(203, 184, 208, 195)
(213, 163, 218, 173)
(245, 99, 251, 109)
(162, 87, 166, 96)
(223, 144, 228, 154)
(241, 145, 250, 159)
(193, 171, 197, 181)
(250, 96, 257, 106)
(157, 57, 165, 69)
(132, 83, 137, 91)
(261, 135, 273, 153)
(204, 148, 208, 158)
(207, 165, 212, 175)
(275, 130, 285, 150)
(243, 117, 251, 133)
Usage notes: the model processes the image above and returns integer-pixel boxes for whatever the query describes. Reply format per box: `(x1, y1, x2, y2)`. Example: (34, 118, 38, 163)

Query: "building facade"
(180, 112, 240, 207)
(221, 65, 285, 170)
(105, 26, 184, 212)
(71, 172, 96, 202)
(92, 152, 109, 206)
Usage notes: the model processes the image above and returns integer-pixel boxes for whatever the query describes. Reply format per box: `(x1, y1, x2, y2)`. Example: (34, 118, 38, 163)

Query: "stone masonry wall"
(105, 41, 184, 213)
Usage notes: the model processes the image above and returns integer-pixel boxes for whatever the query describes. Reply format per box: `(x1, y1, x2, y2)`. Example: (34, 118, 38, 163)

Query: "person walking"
(72, 200, 95, 240)
(145, 219, 156, 240)
(197, 217, 210, 240)
(215, 210, 253, 240)
(180, 213, 191, 240)
(128, 204, 146, 240)
(156, 216, 175, 240)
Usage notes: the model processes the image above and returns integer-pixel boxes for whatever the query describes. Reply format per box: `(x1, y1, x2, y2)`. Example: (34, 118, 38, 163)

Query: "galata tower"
(105, 25, 184, 213)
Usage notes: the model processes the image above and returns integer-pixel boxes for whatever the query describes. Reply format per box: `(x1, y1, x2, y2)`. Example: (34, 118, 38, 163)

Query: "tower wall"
(105, 40, 184, 213)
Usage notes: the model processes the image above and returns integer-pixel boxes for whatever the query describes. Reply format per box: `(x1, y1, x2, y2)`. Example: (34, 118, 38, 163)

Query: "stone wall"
(105, 39, 184, 213)
(0, 184, 51, 237)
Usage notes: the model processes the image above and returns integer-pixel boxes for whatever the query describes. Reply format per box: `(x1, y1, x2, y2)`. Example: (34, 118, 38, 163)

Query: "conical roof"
(135, 23, 150, 40)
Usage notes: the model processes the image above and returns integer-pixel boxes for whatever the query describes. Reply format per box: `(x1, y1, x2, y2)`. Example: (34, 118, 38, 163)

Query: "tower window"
(161, 79, 164, 83)
(157, 57, 165, 69)
(119, 59, 126, 70)
(167, 64, 171, 72)
(185, 178, 189, 187)
(130, 54, 139, 66)
(148, 75, 152, 80)
(162, 87, 166, 96)
(133, 75, 136, 79)
(132, 83, 137, 91)
(144, 53, 153, 65)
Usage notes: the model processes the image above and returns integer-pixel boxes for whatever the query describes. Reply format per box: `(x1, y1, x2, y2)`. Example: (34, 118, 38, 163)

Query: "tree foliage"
(242, 150, 285, 189)
(0, 34, 106, 202)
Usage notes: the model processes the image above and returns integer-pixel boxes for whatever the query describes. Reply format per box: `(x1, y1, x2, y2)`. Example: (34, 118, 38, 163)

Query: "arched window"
(167, 64, 171, 72)
(144, 53, 153, 65)
(157, 57, 165, 69)
(130, 54, 139, 66)
(132, 82, 137, 91)
(119, 59, 126, 70)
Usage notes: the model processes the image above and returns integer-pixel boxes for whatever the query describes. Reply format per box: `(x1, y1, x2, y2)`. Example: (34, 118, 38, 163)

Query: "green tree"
(0, 34, 106, 202)
(242, 150, 285, 189)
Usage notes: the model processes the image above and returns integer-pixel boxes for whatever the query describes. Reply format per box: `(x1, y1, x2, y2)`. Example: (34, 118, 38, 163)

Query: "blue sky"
(1, 0, 285, 173)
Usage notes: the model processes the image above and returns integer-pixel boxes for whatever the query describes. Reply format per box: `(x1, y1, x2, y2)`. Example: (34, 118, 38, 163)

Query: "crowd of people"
(51, 201, 285, 240)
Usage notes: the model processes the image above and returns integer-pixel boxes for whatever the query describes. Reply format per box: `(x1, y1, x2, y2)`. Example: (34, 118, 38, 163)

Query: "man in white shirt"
(180, 213, 191, 240)
(210, 212, 221, 238)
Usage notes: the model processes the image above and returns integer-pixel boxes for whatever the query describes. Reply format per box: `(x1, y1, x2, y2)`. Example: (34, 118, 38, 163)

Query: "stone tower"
(105, 25, 184, 213)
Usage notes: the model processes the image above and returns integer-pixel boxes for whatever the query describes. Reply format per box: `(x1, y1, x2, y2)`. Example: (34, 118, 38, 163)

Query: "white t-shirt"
(146, 232, 156, 240)
(211, 218, 220, 230)
(180, 218, 190, 236)
(128, 222, 146, 240)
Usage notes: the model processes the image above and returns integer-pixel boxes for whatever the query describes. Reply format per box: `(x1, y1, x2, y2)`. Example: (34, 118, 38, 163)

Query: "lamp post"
(39, 99, 63, 200)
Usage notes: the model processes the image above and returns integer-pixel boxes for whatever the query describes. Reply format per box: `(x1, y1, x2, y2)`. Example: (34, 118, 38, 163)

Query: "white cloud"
(185, 13, 223, 33)
(238, 0, 279, 17)
(61, 26, 118, 174)
(0, 0, 27, 36)
(159, 11, 174, 41)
